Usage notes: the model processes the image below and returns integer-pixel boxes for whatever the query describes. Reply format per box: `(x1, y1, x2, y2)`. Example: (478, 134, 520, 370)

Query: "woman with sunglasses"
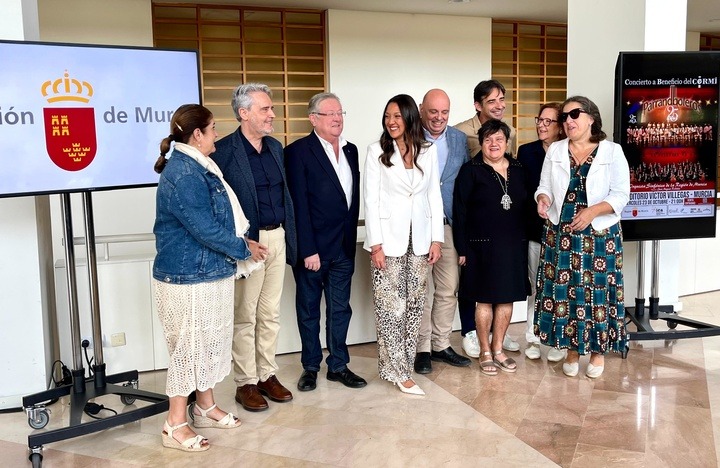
(534, 96, 630, 379)
(517, 103, 566, 362)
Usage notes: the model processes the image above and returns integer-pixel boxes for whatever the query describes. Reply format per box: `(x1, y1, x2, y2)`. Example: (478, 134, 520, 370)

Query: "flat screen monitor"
(0, 40, 201, 198)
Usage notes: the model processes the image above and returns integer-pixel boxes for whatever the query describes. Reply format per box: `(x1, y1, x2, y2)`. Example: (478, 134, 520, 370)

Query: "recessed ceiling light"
(449, 0, 472, 3)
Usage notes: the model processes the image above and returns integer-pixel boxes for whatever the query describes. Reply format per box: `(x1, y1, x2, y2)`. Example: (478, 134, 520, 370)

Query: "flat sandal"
(492, 350, 517, 373)
(479, 351, 498, 376)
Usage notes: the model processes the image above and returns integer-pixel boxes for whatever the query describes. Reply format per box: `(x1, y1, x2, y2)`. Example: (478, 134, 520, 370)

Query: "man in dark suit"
(212, 83, 298, 412)
(284, 93, 366, 392)
(414, 89, 472, 374)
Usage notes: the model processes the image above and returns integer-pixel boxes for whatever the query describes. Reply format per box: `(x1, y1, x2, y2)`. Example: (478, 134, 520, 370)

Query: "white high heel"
(396, 381, 425, 395)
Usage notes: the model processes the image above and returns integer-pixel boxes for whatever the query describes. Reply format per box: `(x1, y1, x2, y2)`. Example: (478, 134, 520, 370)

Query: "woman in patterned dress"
(534, 96, 630, 379)
(153, 104, 267, 451)
(363, 94, 444, 395)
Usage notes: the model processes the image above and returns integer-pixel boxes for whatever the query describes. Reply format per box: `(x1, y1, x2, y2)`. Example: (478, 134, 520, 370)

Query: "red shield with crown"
(43, 108, 97, 171)
(41, 71, 97, 172)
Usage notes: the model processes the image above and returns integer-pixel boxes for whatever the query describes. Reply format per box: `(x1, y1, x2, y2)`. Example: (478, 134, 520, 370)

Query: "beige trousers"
(232, 227, 286, 386)
(417, 224, 460, 353)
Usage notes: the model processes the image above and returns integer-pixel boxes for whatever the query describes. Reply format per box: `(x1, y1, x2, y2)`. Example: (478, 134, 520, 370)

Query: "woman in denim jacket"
(152, 104, 267, 452)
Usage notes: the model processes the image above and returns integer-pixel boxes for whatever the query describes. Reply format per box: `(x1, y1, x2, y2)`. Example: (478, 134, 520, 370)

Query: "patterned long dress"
(533, 150, 627, 355)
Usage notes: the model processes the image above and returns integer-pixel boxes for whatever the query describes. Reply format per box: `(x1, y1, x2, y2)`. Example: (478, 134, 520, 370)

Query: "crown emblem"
(41, 70, 94, 103)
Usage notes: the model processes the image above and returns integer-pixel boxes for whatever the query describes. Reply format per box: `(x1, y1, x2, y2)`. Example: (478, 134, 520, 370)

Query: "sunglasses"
(559, 108, 587, 123)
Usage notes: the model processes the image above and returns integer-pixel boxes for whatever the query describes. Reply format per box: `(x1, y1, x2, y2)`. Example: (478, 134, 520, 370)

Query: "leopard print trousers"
(371, 241, 428, 383)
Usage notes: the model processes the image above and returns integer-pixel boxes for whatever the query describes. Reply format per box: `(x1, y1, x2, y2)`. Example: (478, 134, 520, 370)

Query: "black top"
(517, 139, 546, 243)
(453, 155, 530, 303)
(240, 132, 285, 227)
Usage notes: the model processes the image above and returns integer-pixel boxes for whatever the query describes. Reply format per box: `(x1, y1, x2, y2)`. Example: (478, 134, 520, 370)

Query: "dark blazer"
(284, 132, 360, 265)
(517, 139, 546, 243)
(212, 127, 298, 266)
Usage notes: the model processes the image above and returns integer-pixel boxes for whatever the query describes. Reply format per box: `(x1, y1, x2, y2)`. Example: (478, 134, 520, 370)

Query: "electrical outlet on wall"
(110, 332, 126, 347)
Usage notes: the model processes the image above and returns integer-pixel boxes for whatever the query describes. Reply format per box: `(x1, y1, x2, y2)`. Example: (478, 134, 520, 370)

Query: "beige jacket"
(454, 114, 517, 158)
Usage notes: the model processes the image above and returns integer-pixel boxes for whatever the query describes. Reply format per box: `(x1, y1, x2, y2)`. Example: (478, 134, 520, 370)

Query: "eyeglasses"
(534, 117, 557, 127)
(558, 108, 587, 123)
(312, 111, 346, 118)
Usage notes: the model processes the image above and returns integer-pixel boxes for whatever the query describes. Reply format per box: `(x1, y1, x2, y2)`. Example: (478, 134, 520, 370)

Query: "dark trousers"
(459, 297, 476, 336)
(292, 251, 354, 373)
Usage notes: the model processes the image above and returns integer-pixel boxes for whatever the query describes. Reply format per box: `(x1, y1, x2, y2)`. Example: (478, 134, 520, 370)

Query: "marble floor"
(2, 291, 720, 467)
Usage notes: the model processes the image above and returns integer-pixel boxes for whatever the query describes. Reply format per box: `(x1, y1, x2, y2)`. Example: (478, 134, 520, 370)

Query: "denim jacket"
(153, 150, 251, 284)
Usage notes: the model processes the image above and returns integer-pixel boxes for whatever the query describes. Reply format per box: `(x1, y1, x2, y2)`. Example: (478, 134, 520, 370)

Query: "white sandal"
(189, 402, 241, 429)
(161, 421, 209, 452)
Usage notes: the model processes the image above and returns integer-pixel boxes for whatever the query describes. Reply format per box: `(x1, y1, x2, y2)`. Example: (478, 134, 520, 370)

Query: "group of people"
(150, 79, 631, 451)
(630, 160, 708, 183)
(626, 122, 713, 147)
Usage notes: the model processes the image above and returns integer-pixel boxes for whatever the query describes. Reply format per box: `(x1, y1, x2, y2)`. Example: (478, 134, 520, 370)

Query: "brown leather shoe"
(257, 375, 293, 402)
(235, 384, 269, 412)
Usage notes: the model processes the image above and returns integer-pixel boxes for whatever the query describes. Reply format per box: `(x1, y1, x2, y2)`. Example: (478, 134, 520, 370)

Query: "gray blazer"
(211, 128, 298, 266)
(441, 126, 470, 225)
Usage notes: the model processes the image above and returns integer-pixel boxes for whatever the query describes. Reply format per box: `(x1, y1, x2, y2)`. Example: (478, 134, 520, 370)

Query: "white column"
(566, 0, 687, 309)
(0, 1, 56, 409)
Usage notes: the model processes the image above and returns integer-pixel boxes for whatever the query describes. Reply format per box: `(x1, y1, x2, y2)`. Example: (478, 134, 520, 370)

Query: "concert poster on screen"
(615, 52, 719, 241)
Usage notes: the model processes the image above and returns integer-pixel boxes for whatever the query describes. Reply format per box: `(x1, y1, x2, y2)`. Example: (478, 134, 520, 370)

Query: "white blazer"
(363, 140, 444, 256)
(535, 139, 630, 230)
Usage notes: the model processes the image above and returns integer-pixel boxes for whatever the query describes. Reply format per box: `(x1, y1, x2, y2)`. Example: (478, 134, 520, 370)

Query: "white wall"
(328, 10, 491, 183)
(39, 0, 152, 46)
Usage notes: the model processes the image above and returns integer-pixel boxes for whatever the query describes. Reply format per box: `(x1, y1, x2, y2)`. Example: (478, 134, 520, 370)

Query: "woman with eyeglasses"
(453, 119, 530, 376)
(364, 94, 444, 395)
(534, 96, 630, 379)
(517, 103, 567, 362)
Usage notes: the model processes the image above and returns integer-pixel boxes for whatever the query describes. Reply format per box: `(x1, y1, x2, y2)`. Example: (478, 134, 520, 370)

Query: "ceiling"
(159, 0, 720, 34)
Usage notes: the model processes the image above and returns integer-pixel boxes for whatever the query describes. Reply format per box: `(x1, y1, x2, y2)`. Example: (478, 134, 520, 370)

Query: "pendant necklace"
(495, 168, 512, 210)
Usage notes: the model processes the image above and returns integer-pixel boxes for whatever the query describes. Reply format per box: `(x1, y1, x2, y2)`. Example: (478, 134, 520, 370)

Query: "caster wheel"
(28, 411, 49, 430)
(667, 321, 678, 329)
(29, 452, 43, 468)
(120, 395, 136, 405)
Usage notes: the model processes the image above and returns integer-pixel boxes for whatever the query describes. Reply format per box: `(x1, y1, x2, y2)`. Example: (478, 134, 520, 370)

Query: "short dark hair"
(562, 95, 606, 143)
(473, 79, 506, 104)
(478, 118, 510, 143)
(538, 102, 565, 139)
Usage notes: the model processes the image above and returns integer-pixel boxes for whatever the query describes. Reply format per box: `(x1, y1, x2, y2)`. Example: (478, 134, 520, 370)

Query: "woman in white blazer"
(363, 94, 444, 395)
(534, 96, 630, 380)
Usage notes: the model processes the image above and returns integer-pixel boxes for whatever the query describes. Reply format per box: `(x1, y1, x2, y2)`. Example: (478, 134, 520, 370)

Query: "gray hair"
(308, 92, 341, 115)
(231, 83, 272, 119)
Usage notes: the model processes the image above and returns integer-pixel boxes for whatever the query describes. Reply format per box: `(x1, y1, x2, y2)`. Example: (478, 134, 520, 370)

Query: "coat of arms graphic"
(41, 71, 97, 171)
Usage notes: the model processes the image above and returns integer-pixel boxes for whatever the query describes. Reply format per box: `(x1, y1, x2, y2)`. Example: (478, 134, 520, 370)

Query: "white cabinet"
(54, 257, 168, 374)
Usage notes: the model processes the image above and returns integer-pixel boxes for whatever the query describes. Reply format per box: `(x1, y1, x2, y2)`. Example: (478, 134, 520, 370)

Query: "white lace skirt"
(153, 277, 234, 397)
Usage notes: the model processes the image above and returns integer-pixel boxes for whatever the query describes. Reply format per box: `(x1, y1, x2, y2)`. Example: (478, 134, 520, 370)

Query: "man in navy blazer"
(414, 89, 472, 374)
(284, 93, 366, 391)
(212, 83, 298, 412)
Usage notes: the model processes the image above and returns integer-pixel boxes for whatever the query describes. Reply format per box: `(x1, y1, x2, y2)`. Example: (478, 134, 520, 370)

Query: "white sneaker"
(525, 343, 541, 360)
(502, 335, 520, 352)
(547, 348, 567, 362)
(462, 331, 480, 358)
